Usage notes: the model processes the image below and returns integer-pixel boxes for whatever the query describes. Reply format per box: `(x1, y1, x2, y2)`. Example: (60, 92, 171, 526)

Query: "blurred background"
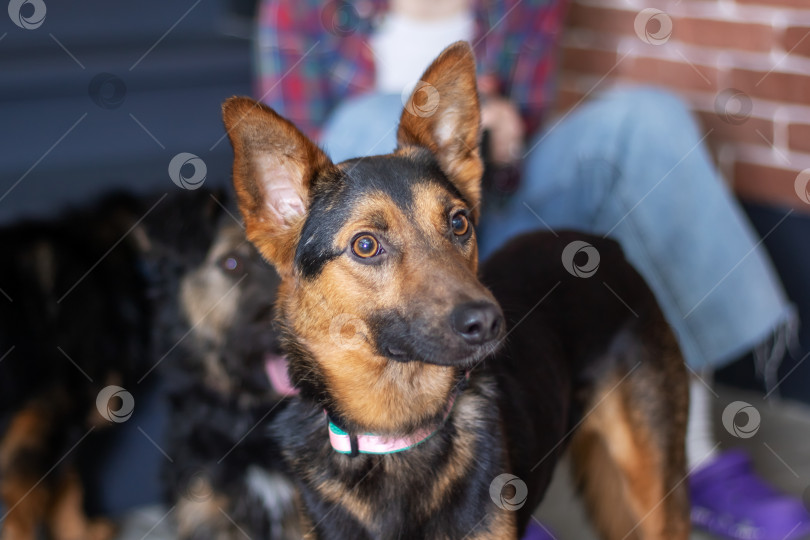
(0, 0, 260, 526)
(553, 0, 810, 402)
(0, 0, 256, 223)
(2, 0, 807, 400)
(1, 0, 809, 538)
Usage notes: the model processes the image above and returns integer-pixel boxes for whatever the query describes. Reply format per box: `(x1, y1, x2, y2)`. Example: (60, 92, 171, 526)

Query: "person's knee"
(598, 86, 696, 136)
(604, 86, 688, 112)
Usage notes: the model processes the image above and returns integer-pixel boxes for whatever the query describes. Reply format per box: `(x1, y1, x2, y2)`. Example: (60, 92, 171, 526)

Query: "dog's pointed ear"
(397, 41, 483, 221)
(223, 97, 333, 276)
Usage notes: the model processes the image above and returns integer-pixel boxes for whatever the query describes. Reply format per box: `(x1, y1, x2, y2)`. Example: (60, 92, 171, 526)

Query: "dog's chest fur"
(272, 375, 515, 539)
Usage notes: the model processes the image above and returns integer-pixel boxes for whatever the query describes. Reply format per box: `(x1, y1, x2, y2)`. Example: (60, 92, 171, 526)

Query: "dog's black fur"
(481, 231, 688, 531)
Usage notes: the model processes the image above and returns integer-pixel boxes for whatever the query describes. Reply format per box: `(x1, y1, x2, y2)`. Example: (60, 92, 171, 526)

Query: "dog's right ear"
(222, 97, 332, 276)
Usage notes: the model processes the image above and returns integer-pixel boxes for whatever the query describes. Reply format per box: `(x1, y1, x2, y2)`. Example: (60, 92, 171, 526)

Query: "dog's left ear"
(222, 97, 333, 276)
(397, 41, 483, 221)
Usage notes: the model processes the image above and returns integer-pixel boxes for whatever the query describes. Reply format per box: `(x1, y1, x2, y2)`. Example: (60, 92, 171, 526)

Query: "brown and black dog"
(222, 42, 690, 539)
(0, 194, 154, 540)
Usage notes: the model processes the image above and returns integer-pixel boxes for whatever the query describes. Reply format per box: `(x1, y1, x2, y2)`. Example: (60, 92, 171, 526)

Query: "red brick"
(734, 161, 810, 212)
(567, 4, 637, 36)
(567, 6, 774, 52)
(561, 46, 618, 76)
(677, 18, 773, 52)
(625, 57, 718, 92)
(731, 69, 810, 106)
(788, 123, 810, 153)
(735, 0, 810, 9)
(783, 27, 810, 58)
(697, 111, 774, 147)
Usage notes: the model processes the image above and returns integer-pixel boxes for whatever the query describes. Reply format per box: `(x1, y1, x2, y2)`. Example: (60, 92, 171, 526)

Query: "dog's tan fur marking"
(465, 509, 517, 540)
(312, 479, 376, 532)
(48, 469, 114, 540)
(176, 480, 234, 540)
(571, 367, 689, 540)
(0, 402, 52, 540)
(424, 392, 481, 514)
(179, 223, 255, 394)
(181, 224, 246, 337)
(0, 399, 113, 540)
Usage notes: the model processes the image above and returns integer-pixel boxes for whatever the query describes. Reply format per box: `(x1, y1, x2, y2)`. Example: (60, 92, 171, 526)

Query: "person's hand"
(480, 96, 524, 165)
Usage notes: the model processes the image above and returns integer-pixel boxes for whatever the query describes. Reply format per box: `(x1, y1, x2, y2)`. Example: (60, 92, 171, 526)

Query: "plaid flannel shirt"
(255, 0, 567, 138)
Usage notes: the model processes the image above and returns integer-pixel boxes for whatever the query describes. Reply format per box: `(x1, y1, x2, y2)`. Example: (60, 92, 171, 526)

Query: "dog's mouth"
(384, 341, 501, 368)
(264, 353, 299, 397)
(458, 341, 502, 365)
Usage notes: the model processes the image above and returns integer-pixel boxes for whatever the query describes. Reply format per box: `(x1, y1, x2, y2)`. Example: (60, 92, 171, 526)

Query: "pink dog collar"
(327, 420, 439, 455)
(326, 374, 468, 456)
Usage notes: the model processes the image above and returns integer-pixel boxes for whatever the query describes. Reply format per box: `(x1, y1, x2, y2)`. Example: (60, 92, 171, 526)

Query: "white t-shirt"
(371, 10, 474, 95)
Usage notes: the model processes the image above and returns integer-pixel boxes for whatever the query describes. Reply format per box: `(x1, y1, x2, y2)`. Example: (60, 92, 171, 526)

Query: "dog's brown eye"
(352, 234, 380, 258)
(451, 212, 469, 236)
(218, 253, 244, 275)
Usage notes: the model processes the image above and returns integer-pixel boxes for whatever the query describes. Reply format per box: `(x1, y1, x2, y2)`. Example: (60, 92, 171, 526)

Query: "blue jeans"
(320, 88, 795, 371)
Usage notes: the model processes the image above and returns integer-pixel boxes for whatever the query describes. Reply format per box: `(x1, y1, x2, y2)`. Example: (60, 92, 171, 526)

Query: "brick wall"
(556, 0, 810, 212)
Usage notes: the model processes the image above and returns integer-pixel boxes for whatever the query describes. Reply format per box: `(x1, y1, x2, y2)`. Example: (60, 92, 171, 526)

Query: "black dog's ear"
(397, 41, 483, 221)
(222, 97, 333, 276)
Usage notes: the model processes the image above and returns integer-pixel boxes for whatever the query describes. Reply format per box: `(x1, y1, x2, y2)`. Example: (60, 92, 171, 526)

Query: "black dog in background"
(0, 194, 154, 540)
(0, 188, 296, 540)
(148, 191, 299, 540)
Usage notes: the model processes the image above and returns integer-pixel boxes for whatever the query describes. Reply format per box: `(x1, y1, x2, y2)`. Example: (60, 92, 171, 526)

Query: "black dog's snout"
(450, 301, 503, 345)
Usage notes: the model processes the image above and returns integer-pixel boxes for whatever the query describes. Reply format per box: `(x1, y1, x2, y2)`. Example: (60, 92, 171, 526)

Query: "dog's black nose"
(450, 301, 503, 345)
